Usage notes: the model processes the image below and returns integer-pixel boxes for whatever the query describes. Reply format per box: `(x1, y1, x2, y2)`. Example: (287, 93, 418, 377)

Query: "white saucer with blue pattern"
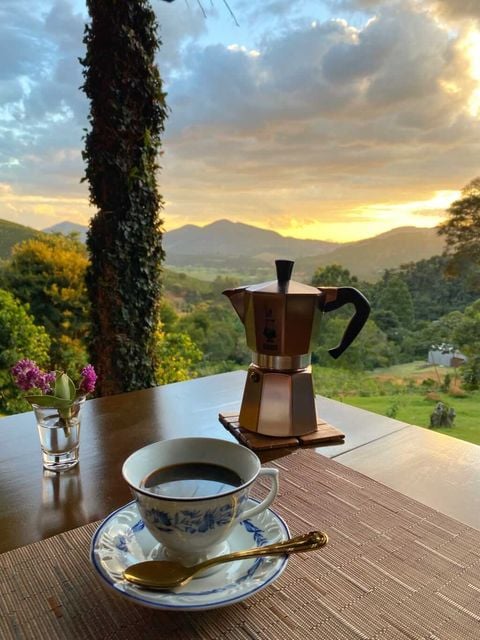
(90, 498, 290, 611)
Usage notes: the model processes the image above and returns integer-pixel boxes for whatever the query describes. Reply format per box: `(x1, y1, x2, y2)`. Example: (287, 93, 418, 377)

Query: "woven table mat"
(1, 450, 479, 640)
(219, 411, 345, 450)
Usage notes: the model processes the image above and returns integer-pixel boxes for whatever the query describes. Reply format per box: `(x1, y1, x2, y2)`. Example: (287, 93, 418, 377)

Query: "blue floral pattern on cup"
(145, 504, 234, 534)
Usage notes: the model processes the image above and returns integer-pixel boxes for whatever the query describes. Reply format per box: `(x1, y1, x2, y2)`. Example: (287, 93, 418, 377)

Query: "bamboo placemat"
(219, 411, 345, 450)
(1, 449, 479, 640)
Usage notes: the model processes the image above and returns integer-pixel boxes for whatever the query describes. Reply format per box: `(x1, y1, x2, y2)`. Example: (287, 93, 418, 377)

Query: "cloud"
(0, 1, 87, 203)
(161, 2, 480, 236)
(153, 0, 209, 74)
(428, 1, 480, 21)
(1, 0, 480, 240)
(0, 0, 206, 211)
(337, 0, 480, 21)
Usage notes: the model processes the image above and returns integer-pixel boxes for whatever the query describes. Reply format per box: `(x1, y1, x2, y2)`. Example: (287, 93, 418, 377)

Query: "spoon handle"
(197, 530, 328, 572)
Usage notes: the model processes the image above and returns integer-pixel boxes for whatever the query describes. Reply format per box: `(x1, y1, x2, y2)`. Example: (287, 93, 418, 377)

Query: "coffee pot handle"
(318, 287, 371, 359)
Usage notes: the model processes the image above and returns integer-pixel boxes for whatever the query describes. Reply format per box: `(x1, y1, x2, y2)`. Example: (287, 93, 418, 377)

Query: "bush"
(449, 388, 467, 398)
(155, 331, 202, 385)
(386, 399, 400, 418)
(424, 391, 442, 401)
(0, 289, 51, 413)
(440, 373, 452, 393)
(461, 356, 480, 390)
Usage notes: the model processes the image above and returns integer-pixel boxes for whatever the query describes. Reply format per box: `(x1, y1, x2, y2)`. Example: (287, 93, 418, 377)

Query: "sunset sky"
(1, 0, 480, 242)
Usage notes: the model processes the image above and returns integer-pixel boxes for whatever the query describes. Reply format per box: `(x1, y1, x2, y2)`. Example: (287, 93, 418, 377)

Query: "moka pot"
(223, 259, 370, 437)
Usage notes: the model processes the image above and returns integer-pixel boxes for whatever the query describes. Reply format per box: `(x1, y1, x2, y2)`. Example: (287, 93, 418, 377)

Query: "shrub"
(449, 388, 467, 398)
(424, 391, 442, 402)
(386, 400, 400, 418)
(0, 289, 51, 413)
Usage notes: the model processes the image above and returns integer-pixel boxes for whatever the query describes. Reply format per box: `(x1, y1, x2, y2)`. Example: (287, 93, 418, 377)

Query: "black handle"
(319, 287, 370, 359)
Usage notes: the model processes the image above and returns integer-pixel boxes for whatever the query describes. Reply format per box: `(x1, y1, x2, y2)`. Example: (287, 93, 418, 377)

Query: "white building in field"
(428, 344, 467, 367)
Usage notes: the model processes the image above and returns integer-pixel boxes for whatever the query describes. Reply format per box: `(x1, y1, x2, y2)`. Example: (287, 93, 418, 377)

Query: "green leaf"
(54, 372, 76, 402)
(25, 395, 74, 409)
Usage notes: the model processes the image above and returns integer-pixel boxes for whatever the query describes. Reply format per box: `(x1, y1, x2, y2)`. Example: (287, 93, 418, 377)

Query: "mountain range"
(161, 220, 445, 281)
(0, 218, 445, 282)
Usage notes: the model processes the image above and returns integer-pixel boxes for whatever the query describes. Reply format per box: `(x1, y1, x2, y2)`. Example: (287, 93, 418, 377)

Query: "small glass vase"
(32, 396, 86, 472)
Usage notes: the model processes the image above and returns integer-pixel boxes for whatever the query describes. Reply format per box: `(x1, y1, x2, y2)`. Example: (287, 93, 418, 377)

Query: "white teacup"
(122, 437, 279, 566)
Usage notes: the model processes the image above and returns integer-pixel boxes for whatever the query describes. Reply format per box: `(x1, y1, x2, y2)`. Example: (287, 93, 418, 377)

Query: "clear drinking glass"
(32, 396, 86, 472)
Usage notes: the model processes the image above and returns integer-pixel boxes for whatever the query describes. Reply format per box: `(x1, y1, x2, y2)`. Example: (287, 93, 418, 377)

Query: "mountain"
(295, 226, 445, 281)
(1, 217, 446, 283)
(163, 221, 446, 281)
(43, 221, 88, 242)
(163, 219, 338, 262)
(0, 219, 39, 259)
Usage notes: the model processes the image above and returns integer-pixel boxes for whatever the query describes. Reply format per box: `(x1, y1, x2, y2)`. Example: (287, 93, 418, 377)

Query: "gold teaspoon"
(123, 530, 328, 590)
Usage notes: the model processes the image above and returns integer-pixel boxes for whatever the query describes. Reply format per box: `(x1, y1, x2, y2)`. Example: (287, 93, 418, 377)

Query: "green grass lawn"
(340, 392, 480, 445)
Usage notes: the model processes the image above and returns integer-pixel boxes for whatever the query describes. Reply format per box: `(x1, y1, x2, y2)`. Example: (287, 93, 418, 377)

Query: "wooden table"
(1, 370, 479, 555)
(1, 371, 480, 640)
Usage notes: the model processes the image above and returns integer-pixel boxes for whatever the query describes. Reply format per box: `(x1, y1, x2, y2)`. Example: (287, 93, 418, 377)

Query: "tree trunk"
(81, 0, 168, 395)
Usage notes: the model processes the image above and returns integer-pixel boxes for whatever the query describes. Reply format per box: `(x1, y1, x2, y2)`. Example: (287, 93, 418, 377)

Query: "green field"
(338, 388, 480, 445)
(310, 362, 479, 445)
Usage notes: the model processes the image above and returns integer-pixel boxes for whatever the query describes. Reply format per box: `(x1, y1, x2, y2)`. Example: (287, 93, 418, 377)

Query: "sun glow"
(0, 186, 91, 229)
(360, 190, 461, 217)
(281, 190, 461, 243)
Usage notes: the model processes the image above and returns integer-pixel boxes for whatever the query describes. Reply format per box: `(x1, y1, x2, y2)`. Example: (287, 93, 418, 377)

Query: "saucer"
(90, 498, 290, 611)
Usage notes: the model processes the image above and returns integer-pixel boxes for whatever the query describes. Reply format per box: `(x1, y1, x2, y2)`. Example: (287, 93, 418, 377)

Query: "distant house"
(428, 344, 467, 367)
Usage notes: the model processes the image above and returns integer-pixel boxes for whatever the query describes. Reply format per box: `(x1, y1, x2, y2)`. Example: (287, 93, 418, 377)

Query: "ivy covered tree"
(81, 1, 168, 395)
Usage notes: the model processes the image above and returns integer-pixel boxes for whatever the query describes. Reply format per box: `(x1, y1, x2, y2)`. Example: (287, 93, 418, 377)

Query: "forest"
(1, 227, 479, 439)
(0, 176, 479, 444)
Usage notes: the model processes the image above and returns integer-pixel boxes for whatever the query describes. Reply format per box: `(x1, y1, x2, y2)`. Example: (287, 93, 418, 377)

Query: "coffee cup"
(122, 437, 279, 566)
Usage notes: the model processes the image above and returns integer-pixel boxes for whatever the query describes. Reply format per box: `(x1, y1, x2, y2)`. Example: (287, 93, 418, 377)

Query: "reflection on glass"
(39, 468, 86, 539)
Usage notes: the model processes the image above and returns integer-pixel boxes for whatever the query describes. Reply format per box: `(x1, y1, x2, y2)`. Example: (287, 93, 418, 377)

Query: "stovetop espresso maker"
(223, 259, 370, 437)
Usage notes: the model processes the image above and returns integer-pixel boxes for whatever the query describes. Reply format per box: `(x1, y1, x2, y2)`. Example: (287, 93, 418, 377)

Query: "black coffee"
(141, 462, 244, 498)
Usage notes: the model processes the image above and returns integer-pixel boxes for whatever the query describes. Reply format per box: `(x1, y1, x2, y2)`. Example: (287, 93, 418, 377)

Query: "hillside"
(163, 219, 338, 263)
(1, 217, 447, 282)
(0, 219, 39, 260)
(164, 223, 446, 282)
(295, 227, 446, 281)
(44, 221, 88, 242)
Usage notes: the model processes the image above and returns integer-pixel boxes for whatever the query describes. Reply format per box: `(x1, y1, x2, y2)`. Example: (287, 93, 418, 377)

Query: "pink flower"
(12, 360, 97, 400)
(40, 371, 57, 393)
(79, 364, 97, 394)
(11, 359, 54, 393)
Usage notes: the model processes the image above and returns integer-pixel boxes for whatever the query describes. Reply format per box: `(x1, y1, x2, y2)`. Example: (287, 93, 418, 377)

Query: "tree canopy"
(311, 264, 359, 288)
(438, 177, 480, 287)
(1, 234, 89, 374)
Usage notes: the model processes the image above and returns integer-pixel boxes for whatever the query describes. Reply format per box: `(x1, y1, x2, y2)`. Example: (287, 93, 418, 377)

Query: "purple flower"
(39, 371, 56, 393)
(12, 359, 97, 400)
(11, 359, 54, 393)
(79, 364, 97, 394)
